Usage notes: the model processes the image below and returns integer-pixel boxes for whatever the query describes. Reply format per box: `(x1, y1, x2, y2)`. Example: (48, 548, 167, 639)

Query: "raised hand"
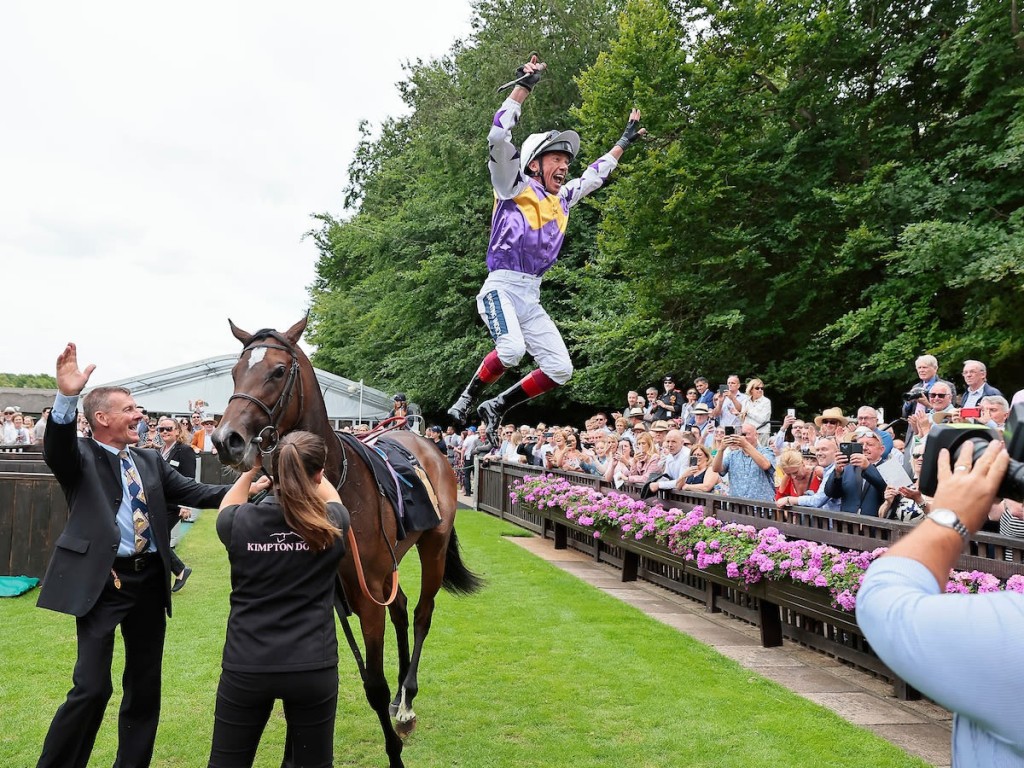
(56, 343, 96, 396)
(514, 53, 545, 91)
(616, 109, 647, 150)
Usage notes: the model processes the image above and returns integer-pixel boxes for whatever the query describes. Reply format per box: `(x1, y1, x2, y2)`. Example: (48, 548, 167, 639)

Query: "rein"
(336, 434, 401, 607)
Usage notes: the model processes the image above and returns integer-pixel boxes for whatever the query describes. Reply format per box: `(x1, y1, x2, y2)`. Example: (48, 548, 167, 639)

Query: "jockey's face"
(529, 151, 571, 195)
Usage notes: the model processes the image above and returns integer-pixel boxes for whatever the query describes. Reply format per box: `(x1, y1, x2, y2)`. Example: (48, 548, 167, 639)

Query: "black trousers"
(208, 667, 339, 768)
(37, 557, 167, 768)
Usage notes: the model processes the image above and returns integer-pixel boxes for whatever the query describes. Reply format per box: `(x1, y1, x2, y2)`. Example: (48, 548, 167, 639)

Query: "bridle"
(227, 330, 305, 455)
(226, 329, 399, 609)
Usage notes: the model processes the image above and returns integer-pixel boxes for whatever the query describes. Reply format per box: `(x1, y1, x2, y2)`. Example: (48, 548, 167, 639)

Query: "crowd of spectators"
(453, 357, 1024, 531)
(1, 399, 232, 457)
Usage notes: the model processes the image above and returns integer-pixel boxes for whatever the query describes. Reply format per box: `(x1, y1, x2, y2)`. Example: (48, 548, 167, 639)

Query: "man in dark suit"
(36, 342, 267, 768)
(960, 359, 1003, 409)
(824, 427, 890, 516)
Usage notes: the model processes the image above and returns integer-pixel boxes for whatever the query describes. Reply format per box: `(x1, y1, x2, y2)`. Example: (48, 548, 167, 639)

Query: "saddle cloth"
(337, 432, 442, 539)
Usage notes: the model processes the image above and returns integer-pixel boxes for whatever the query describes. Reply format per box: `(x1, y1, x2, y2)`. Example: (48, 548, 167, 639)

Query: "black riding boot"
(477, 380, 533, 446)
(447, 374, 488, 425)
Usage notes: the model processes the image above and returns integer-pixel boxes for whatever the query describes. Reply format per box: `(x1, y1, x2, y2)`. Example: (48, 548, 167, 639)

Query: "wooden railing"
(476, 460, 1024, 700)
(0, 451, 236, 580)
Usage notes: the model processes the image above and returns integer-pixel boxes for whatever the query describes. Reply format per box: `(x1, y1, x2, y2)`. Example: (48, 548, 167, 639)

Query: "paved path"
(465, 497, 954, 767)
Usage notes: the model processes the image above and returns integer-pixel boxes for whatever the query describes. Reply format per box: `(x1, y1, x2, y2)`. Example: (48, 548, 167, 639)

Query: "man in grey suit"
(35, 342, 267, 768)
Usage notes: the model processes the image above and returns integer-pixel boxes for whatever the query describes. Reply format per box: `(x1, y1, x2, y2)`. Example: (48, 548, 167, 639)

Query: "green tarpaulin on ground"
(0, 576, 40, 597)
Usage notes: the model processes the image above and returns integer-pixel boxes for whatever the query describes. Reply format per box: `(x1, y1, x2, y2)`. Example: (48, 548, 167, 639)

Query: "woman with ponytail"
(208, 431, 350, 768)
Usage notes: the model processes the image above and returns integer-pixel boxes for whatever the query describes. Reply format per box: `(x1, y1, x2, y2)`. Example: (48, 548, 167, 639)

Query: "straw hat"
(814, 407, 851, 427)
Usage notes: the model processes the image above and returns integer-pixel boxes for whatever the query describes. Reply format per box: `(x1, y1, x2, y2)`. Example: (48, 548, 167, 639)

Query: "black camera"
(902, 386, 927, 402)
(918, 405, 1024, 501)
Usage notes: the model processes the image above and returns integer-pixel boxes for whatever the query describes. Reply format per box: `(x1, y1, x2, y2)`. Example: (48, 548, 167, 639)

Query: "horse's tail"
(442, 528, 483, 595)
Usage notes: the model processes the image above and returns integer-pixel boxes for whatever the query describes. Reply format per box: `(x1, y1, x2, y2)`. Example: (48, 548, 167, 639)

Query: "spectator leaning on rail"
(446, 53, 646, 445)
(711, 422, 776, 503)
(856, 440, 1024, 766)
(778, 438, 841, 512)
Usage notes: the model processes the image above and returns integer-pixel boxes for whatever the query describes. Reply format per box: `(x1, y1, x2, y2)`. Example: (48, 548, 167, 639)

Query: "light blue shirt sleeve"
(798, 464, 839, 509)
(51, 392, 79, 425)
(857, 557, 1024, 759)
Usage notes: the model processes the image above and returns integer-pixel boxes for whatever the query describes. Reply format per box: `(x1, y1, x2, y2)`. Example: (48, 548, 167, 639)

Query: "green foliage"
(0, 373, 57, 388)
(310, 0, 1024, 420)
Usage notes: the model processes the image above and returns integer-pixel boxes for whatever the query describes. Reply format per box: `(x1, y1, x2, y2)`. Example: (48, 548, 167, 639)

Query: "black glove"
(514, 63, 543, 91)
(615, 116, 644, 151)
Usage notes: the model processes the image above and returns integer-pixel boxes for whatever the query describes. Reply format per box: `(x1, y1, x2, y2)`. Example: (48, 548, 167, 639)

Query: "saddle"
(337, 432, 442, 539)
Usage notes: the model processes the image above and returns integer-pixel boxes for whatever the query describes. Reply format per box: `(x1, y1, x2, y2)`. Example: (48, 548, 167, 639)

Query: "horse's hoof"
(395, 716, 417, 737)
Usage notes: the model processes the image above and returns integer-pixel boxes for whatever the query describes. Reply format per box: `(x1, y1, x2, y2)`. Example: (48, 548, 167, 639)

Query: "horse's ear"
(283, 315, 308, 346)
(228, 319, 254, 346)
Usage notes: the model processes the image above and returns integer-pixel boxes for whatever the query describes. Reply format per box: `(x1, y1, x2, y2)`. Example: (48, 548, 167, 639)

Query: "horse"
(211, 316, 481, 768)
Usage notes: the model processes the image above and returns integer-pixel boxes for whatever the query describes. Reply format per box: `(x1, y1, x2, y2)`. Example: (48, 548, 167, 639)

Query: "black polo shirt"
(217, 497, 349, 673)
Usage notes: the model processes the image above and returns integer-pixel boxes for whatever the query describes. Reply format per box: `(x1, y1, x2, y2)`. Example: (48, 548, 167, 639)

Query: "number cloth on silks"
(336, 433, 443, 537)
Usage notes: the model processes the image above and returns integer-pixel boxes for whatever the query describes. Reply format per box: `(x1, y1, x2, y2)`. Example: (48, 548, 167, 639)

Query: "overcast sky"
(1, 1, 473, 384)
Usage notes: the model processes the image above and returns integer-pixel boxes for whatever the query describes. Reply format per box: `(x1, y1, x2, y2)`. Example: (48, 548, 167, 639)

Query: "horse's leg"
(387, 586, 411, 718)
(358, 599, 405, 768)
(394, 530, 448, 727)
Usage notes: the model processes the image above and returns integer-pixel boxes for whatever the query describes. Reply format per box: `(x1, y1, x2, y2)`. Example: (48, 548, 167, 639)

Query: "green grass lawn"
(0, 509, 929, 768)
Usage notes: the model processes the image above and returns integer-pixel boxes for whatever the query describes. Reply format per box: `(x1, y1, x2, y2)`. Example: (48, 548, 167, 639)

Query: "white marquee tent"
(99, 355, 394, 427)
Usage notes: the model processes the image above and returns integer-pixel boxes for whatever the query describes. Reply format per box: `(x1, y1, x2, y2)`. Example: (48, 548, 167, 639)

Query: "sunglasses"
(752, 386, 764, 390)
(821, 419, 841, 425)
(928, 393, 950, 399)
(156, 426, 175, 433)
(912, 452, 924, 458)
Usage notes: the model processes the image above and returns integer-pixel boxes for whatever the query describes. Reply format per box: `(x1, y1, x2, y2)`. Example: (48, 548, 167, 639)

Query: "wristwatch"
(926, 507, 970, 539)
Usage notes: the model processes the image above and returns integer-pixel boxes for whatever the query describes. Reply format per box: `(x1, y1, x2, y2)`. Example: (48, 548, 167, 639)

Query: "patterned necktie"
(119, 450, 152, 553)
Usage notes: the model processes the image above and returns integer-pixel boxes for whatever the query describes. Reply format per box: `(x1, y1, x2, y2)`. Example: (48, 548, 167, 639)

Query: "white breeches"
(476, 270, 573, 384)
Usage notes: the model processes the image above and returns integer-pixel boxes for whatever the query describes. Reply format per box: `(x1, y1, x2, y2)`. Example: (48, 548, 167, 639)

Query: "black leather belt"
(113, 553, 158, 572)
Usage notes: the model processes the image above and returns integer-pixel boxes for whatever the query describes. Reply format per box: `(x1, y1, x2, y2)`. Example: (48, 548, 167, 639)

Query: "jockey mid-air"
(448, 53, 647, 445)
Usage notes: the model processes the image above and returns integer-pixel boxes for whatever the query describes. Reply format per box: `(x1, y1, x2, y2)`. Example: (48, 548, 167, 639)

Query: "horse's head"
(212, 316, 309, 470)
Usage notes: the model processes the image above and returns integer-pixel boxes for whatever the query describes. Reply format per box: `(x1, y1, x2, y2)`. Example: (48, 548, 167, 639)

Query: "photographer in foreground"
(856, 440, 1021, 765)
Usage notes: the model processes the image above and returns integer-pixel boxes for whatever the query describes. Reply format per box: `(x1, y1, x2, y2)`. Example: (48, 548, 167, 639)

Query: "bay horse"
(211, 317, 481, 768)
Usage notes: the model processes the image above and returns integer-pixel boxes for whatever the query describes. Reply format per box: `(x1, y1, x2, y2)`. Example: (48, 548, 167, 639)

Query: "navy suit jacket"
(39, 418, 229, 618)
(824, 462, 888, 517)
(960, 382, 1003, 409)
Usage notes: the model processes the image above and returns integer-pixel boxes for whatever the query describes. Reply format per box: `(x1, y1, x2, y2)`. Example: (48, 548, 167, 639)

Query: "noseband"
(227, 332, 305, 455)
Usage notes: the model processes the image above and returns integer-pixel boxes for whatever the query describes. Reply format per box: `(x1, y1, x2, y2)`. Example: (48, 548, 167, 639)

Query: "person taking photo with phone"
(710, 423, 776, 503)
(824, 427, 889, 516)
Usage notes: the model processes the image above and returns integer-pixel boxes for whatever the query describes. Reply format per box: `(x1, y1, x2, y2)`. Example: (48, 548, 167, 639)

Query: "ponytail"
(270, 431, 341, 551)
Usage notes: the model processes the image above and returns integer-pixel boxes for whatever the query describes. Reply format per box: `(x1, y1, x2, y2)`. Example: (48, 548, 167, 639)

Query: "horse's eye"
(272, 366, 286, 379)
